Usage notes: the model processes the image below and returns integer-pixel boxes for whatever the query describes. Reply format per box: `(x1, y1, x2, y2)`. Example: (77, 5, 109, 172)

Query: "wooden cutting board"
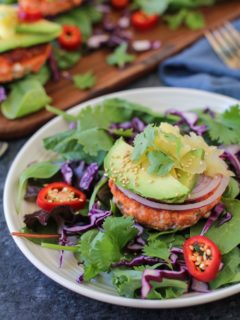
(1, 0, 240, 140)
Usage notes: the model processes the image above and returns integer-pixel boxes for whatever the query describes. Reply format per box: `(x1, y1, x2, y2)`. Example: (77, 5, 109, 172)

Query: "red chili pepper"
(183, 235, 221, 282)
(111, 0, 129, 9)
(58, 25, 82, 51)
(36, 182, 86, 212)
(18, 6, 42, 22)
(131, 11, 158, 31)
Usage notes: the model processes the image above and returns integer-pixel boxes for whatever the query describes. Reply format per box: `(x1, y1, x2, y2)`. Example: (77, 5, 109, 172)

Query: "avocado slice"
(104, 139, 191, 203)
(0, 5, 61, 53)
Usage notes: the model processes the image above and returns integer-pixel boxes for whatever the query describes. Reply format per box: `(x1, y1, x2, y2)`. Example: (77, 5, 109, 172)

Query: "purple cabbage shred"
(61, 162, 73, 185)
(191, 278, 210, 293)
(0, 86, 7, 102)
(79, 163, 99, 191)
(141, 266, 188, 299)
(165, 109, 207, 135)
(201, 203, 232, 235)
(48, 52, 61, 81)
(112, 256, 162, 268)
(64, 203, 111, 234)
(221, 145, 240, 179)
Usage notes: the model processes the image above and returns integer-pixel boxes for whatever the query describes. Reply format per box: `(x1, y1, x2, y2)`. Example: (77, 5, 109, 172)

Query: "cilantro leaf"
(132, 125, 156, 161)
(143, 239, 170, 261)
(147, 150, 174, 176)
(112, 269, 142, 298)
(103, 216, 138, 248)
(201, 105, 240, 144)
(107, 44, 135, 68)
(73, 71, 96, 90)
(76, 216, 138, 281)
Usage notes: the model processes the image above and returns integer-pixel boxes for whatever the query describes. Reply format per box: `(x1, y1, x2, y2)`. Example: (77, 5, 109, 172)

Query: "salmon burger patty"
(19, 0, 82, 16)
(109, 179, 221, 231)
(0, 43, 51, 83)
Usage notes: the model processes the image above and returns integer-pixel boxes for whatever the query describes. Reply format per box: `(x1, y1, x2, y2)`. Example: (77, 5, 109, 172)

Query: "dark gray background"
(1, 71, 239, 320)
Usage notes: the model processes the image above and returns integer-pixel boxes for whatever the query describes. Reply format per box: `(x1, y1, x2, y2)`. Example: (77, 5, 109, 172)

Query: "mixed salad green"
(14, 98, 240, 300)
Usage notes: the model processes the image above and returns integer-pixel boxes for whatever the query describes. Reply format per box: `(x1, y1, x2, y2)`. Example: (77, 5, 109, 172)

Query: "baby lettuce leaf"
(17, 162, 60, 211)
(210, 247, 240, 289)
(190, 198, 240, 254)
(25, 64, 50, 85)
(1, 79, 51, 119)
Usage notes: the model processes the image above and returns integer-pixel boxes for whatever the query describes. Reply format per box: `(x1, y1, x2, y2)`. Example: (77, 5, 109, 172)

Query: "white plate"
(4, 88, 240, 308)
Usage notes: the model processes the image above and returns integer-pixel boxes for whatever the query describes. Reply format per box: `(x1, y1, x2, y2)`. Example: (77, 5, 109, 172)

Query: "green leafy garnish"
(1, 79, 51, 119)
(210, 247, 240, 289)
(25, 64, 50, 85)
(200, 105, 240, 144)
(76, 216, 138, 280)
(53, 46, 81, 70)
(147, 151, 174, 176)
(73, 71, 96, 90)
(143, 239, 170, 261)
(17, 162, 60, 211)
(164, 9, 205, 30)
(132, 125, 156, 161)
(223, 178, 240, 199)
(107, 44, 135, 68)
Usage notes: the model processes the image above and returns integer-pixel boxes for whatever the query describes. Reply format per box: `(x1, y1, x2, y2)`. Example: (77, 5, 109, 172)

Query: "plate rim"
(4, 87, 240, 308)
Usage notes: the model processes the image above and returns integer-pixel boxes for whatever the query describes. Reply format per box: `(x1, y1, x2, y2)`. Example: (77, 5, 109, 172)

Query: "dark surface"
(0, 72, 239, 320)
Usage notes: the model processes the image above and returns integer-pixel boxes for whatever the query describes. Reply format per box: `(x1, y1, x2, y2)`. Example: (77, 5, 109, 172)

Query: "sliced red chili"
(183, 235, 221, 282)
(111, 0, 129, 9)
(36, 182, 86, 212)
(131, 11, 158, 31)
(58, 25, 82, 51)
(18, 6, 42, 22)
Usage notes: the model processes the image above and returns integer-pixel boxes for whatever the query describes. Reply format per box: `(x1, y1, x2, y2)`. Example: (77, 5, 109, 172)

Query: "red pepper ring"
(183, 235, 221, 283)
(131, 11, 158, 31)
(36, 182, 86, 212)
(18, 6, 43, 22)
(58, 25, 82, 51)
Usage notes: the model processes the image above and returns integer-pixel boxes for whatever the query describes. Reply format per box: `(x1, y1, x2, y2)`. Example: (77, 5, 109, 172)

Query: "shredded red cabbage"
(48, 52, 61, 81)
(191, 278, 210, 293)
(112, 256, 162, 268)
(203, 107, 215, 118)
(64, 203, 111, 234)
(221, 145, 240, 178)
(201, 203, 232, 235)
(61, 162, 73, 185)
(79, 163, 99, 192)
(0, 86, 7, 102)
(141, 266, 188, 299)
(166, 109, 207, 135)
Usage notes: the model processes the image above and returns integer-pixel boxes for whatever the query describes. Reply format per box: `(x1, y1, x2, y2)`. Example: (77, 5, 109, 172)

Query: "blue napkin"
(159, 19, 240, 99)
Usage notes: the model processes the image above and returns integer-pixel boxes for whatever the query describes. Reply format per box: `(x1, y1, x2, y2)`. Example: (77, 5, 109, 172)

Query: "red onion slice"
(117, 176, 229, 212)
(188, 175, 222, 201)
